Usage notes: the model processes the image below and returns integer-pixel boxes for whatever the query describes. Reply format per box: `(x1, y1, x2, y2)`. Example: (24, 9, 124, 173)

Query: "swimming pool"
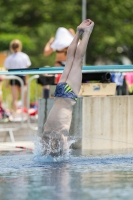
(1, 144, 133, 200)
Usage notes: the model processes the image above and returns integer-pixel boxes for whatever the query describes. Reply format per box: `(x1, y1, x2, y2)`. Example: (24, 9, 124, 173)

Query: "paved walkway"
(0, 141, 34, 151)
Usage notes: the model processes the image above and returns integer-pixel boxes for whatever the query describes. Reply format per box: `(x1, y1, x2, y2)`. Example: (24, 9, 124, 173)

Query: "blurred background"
(0, 0, 133, 68)
(0, 0, 133, 122)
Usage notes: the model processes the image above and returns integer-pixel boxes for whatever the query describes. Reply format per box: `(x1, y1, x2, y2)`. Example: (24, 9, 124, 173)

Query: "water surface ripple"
(0, 150, 133, 200)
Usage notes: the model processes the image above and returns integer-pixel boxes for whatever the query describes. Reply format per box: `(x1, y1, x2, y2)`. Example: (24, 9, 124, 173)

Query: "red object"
(23, 107, 27, 113)
(16, 146, 33, 150)
(17, 107, 38, 116)
(55, 74, 62, 84)
(28, 108, 38, 116)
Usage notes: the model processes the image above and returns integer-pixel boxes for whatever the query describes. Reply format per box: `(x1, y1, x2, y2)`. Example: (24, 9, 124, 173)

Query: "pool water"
(1, 146, 133, 200)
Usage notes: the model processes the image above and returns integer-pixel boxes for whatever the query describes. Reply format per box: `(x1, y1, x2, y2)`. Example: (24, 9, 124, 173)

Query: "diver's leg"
(59, 19, 93, 83)
(66, 20, 94, 95)
(59, 32, 80, 83)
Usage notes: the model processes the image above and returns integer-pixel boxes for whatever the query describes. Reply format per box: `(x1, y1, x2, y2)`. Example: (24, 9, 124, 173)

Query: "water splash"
(32, 135, 77, 163)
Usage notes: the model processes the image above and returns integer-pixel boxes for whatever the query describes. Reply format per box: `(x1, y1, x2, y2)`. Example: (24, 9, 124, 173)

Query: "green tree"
(0, 0, 133, 66)
(86, 0, 133, 64)
(0, 0, 81, 67)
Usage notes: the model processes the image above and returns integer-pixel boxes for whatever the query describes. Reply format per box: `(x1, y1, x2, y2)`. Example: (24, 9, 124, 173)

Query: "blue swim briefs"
(54, 82, 78, 102)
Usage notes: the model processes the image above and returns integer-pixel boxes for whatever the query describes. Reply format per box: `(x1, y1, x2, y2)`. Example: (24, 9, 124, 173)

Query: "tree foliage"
(0, 0, 133, 67)
(87, 0, 133, 64)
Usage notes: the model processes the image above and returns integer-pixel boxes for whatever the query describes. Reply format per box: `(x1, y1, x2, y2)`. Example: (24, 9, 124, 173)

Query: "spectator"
(44, 27, 75, 67)
(4, 39, 31, 118)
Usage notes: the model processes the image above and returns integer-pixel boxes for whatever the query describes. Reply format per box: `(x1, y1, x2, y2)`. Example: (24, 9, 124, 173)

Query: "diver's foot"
(77, 19, 91, 31)
(77, 19, 94, 36)
(84, 21, 94, 34)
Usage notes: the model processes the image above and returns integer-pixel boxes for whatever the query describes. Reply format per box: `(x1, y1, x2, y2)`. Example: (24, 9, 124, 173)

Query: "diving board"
(0, 65, 133, 75)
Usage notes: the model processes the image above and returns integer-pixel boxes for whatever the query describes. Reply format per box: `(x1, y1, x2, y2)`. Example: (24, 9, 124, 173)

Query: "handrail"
(0, 76, 24, 142)
(0, 76, 24, 131)
(27, 75, 39, 131)
(0, 65, 133, 75)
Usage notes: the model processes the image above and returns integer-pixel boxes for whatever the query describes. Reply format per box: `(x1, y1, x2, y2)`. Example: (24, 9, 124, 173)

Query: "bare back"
(43, 97, 76, 137)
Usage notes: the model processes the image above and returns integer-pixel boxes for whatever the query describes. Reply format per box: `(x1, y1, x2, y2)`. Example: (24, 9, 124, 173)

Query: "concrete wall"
(82, 96, 133, 150)
(38, 96, 133, 151)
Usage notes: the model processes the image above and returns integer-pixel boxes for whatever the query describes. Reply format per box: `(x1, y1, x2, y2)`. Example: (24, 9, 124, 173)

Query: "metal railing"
(0, 65, 133, 75)
(27, 75, 39, 131)
(0, 75, 24, 142)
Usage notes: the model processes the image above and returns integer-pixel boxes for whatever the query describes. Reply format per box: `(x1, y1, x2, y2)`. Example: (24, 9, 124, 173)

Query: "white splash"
(32, 135, 77, 163)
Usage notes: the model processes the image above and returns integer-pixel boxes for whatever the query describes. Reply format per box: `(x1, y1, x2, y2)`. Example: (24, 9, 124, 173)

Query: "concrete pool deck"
(0, 121, 36, 151)
(0, 141, 34, 151)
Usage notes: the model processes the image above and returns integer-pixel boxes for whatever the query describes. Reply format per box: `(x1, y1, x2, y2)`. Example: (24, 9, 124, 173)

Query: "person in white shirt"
(4, 39, 31, 113)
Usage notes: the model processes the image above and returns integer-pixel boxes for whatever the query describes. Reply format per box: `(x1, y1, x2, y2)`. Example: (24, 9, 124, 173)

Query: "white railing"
(0, 76, 24, 142)
(27, 75, 39, 131)
(0, 65, 133, 75)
